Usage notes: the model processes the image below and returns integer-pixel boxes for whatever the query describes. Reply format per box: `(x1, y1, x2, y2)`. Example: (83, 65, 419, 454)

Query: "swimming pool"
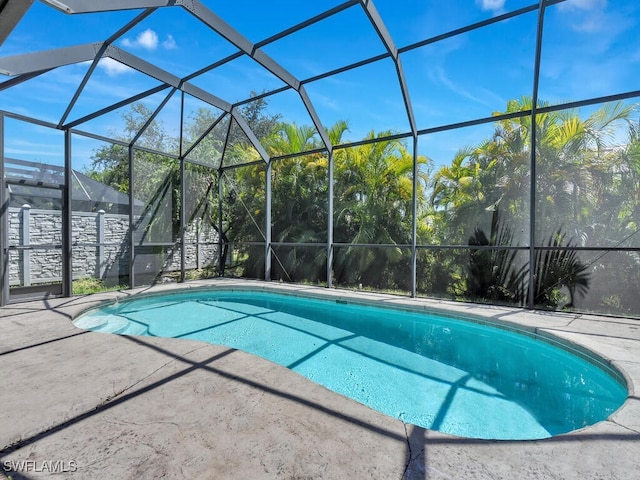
(74, 288, 627, 440)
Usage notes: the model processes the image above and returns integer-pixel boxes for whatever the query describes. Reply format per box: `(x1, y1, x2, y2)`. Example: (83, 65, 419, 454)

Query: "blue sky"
(0, 0, 638, 171)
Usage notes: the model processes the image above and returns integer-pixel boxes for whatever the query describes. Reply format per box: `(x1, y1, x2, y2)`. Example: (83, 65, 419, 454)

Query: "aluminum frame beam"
(0, 43, 231, 112)
(0, 0, 34, 46)
(182, 112, 228, 160)
(63, 129, 72, 296)
(0, 43, 102, 76)
(230, 107, 270, 163)
(359, 0, 397, 59)
(0, 112, 6, 306)
(359, 0, 417, 135)
(58, 8, 158, 127)
(0, 0, 590, 309)
(39, 0, 175, 14)
(359, 0, 419, 298)
(181, 0, 331, 152)
(7, 0, 335, 153)
(63, 84, 171, 130)
(181, 1, 299, 90)
(528, 0, 547, 309)
(0, 69, 52, 92)
(0, 43, 232, 122)
(130, 87, 177, 147)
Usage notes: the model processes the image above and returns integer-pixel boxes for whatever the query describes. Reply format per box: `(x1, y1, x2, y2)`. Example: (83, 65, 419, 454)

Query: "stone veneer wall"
(8, 206, 219, 286)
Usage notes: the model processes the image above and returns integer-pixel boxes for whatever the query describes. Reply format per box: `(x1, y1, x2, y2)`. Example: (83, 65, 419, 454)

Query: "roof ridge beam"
(39, 0, 177, 14)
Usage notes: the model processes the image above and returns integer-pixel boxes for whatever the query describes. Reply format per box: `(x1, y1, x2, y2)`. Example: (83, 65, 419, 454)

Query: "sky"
(0, 0, 638, 171)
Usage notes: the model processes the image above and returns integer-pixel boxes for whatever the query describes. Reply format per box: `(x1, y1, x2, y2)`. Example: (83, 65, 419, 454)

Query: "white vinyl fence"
(8, 205, 219, 286)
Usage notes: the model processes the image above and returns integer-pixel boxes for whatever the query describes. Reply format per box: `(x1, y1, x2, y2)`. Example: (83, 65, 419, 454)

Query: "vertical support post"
(179, 91, 186, 283)
(265, 160, 272, 281)
(128, 144, 135, 289)
(196, 218, 202, 270)
(326, 150, 334, 288)
(0, 113, 7, 306)
(218, 170, 224, 275)
(411, 135, 418, 298)
(179, 157, 186, 283)
(21, 204, 31, 287)
(97, 209, 106, 278)
(63, 128, 73, 296)
(528, 0, 546, 309)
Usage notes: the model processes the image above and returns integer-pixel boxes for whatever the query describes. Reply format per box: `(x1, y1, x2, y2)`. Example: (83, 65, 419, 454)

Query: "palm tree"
(433, 97, 634, 309)
(221, 120, 351, 282)
(264, 122, 328, 282)
(493, 97, 634, 240)
(333, 131, 429, 289)
(430, 146, 490, 244)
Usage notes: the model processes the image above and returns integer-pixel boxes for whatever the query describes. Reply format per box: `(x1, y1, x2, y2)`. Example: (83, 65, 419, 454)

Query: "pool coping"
(2, 278, 640, 479)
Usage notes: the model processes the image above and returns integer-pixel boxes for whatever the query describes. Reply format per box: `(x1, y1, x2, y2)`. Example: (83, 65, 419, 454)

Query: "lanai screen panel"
(183, 161, 220, 278)
(0, 0, 638, 317)
(132, 149, 179, 286)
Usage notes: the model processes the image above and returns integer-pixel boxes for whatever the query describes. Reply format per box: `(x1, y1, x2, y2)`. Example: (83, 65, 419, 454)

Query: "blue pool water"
(75, 289, 627, 440)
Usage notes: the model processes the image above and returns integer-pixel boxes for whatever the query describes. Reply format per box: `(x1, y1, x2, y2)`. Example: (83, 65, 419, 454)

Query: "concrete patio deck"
(1, 279, 639, 479)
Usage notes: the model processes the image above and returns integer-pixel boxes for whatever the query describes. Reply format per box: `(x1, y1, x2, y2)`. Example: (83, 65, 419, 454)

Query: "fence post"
(21, 204, 31, 286)
(97, 209, 106, 279)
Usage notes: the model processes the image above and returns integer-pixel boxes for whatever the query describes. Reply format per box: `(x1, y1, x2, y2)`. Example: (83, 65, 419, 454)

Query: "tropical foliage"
(86, 96, 640, 316)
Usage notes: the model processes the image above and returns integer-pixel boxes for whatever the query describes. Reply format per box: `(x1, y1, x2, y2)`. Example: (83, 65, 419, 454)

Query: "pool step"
(118, 322, 148, 336)
(74, 315, 109, 331)
(74, 313, 148, 335)
(96, 316, 129, 334)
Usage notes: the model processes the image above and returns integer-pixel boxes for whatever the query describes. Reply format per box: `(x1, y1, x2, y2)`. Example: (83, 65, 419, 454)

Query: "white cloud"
(97, 57, 131, 77)
(121, 28, 159, 50)
(138, 29, 158, 49)
(5, 139, 65, 159)
(430, 66, 493, 108)
(476, 0, 506, 12)
(557, 0, 611, 33)
(162, 34, 177, 50)
(121, 29, 178, 51)
(558, 0, 607, 12)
